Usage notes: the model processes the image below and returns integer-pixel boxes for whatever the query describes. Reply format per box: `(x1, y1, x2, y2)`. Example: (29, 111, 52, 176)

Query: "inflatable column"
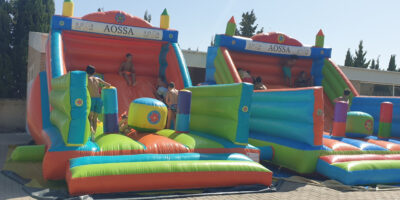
(175, 90, 192, 133)
(315, 29, 324, 48)
(331, 101, 348, 137)
(62, 0, 74, 17)
(102, 87, 119, 134)
(160, 8, 170, 29)
(225, 16, 236, 36)
(378, 102, 393, 138)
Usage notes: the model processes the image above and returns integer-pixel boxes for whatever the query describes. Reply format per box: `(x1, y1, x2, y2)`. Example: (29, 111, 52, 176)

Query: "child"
(118, 113, 130, 135)
(155, 77, 168, 101)
(119, 53, 135, 86)
(295, 71, 309, 87)
(238, 68, 253, 83)
(86, 65, 111, 139)
(254, 76, 267, 90)
(165, 82, 179, 129)
(334, 88, 351, 104)
(282, 55, 297, 87)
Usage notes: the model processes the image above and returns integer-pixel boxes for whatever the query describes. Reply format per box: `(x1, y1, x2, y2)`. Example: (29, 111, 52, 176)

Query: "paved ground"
(2, 133, 400, 200)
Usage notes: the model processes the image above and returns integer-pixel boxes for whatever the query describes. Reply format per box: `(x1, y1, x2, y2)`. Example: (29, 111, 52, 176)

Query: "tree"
(370, 56, 380, 70)
(0, 0, 14, 98)
(235, 10, 264, 37)
(10, 0, 54, 98)
(387, 55, 397, 71)
(353, 40, 370, 68)
(344, 49, 353, 66)
(144, 10, 151, 23)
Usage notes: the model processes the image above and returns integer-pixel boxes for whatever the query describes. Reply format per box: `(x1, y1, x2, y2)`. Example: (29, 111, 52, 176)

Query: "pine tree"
(370, 59, 375, 69)
(353, 40, 370, 68)
(235, 10, 264, 37)
(344, 48, 353, 66)
(256, 27, 264, 34)
(376, 56, 380, 69)
(0, 0, 13, 97)
(369, 56, 380, 70)
(144, 10, 151, 23)
(11, 0, 54, 98)
(387, 55, 397, 71)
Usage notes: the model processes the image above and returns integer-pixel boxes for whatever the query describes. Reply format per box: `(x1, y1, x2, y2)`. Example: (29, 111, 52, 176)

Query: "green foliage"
(0, 0, 14, 98)
(387, 55, 397, 71)
(369, 56, 380, 70)
(344, 49, 353, 66)
(144, 10, 151, 23)
(235, 10, 263, 37)
(0, 0, 54, 98)
(353, 40, 370, 68)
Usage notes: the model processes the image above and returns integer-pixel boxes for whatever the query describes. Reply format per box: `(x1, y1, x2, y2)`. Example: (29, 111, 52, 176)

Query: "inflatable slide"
(206, 17, 400, 185)
(24, 8, 272, 195)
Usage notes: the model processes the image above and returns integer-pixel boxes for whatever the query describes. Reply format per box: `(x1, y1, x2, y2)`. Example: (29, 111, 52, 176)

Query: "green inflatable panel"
(11, 145, 45, 162)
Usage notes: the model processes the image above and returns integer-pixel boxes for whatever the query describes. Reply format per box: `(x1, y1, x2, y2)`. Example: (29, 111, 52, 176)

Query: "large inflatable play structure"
(24, 6, 272, 196)
(205, 17, 400, 185)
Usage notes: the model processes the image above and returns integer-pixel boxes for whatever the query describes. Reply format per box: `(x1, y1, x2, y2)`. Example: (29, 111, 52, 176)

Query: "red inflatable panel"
(323, 138, 360, 151)
(229, 51, 313, 89)
(129, 133, 190, 154)
(362, 139, 400, 151)
(251, 32, 303, 46)
(81, 11, 153, 28)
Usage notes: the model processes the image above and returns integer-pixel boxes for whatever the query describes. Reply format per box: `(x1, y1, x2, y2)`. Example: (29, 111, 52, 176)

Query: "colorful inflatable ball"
(345, 111, 374, 138)
(128, 98, 167, 132)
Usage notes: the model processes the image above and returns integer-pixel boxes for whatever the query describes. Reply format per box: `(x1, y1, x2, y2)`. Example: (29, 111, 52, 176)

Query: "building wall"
(0, 99, 26, 133)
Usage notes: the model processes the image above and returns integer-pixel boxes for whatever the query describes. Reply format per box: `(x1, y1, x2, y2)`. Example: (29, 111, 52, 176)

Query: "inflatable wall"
(25, 9, 272, 195)
(205, 16, 400, 185)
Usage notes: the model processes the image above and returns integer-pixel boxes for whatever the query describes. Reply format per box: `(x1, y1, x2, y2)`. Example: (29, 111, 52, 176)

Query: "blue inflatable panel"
(317, 159, 400, 185)
(350, 97, 400, 137)
(70, 153, 253, 168)
(250, 132, 326, 151)
(258, 146, 274, 161)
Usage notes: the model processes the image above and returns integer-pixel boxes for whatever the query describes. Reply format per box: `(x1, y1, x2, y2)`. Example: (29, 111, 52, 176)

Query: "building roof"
(339, 66, 400, 85)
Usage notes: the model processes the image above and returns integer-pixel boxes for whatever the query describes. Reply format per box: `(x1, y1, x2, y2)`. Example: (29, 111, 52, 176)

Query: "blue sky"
(55, 0, 400, 69)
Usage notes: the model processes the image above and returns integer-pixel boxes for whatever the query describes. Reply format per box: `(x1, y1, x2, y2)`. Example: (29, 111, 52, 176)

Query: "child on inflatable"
(254, 76, 267, 90)
(118, 112, 137, 137)
(281, 55, 297, 87)
(334, 88, 351, 104)
(238, 68, 253, 83)
(155, 77, 168, 101)
(165, 82, 178, 129)
(86, 65, 111, 139)
(119, 53, 136, 86)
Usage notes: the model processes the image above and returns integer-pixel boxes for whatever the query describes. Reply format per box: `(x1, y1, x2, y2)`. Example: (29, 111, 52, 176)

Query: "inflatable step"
(66, 153, 272, 195)
(317, 154, 400, 185)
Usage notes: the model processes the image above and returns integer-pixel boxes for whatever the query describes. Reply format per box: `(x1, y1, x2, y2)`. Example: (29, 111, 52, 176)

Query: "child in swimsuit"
(119, 53, 136, 86)
(165, 82, 178, 129)
(282, 55, 297, 87)
(86, 65, 111, 140)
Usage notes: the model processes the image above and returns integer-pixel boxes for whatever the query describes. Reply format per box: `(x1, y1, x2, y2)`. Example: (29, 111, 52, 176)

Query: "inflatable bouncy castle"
(206, 16, 400, 185)
(24, 7, 272, 195)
